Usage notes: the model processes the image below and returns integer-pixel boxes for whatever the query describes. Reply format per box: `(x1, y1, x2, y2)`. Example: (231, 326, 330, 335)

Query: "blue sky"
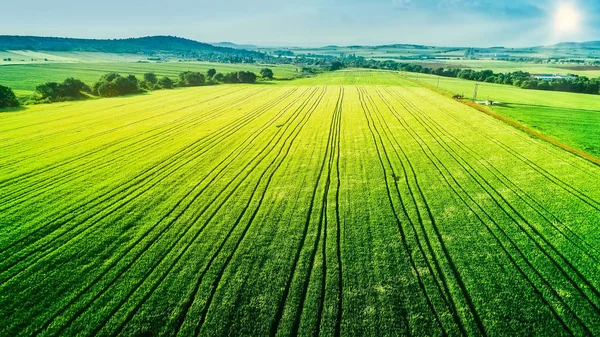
(1, 0, 599, 47)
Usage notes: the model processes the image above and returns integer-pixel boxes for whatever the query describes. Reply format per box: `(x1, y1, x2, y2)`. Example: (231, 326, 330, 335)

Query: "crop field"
(1, 71, 600, 336)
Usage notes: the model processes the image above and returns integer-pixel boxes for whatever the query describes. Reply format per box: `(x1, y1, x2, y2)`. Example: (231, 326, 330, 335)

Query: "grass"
(1, 70, 600, 336)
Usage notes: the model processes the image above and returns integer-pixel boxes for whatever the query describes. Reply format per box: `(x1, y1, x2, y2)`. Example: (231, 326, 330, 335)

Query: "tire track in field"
(291, 87, 343, 337)
(28, 87, 321, 337)
(320, 87, 344, 337)
(383, 88, 599, 334)
(93, 91, 324, 335)
(0, 87, 266, 206)
(0, 88, 297, 283)
(391, 71, 600, 181)
(381, 88, 591, 335)
(334, 88, 344, 337)
(187, 87, 328, 337)
(0, 87, 213, 135)
(410, 89, 600, 213)
(0, 87, 242, 160)
(103, 87, 325, 337)
(0, 87, 271, 233)
(357, 87, 462, 336)
(0, 87, 280, 246)
(0, 87, 261, 214)
(266, 87, 334, 337)
(0, 87, 298, 285)
(0, 88, 193, 155)
(0, 86, 258, 189)
(0, 87, 278, 269)
(376, 88, 585, 336)
(389, 88, 600, 264)
(388, 88, 600, 319)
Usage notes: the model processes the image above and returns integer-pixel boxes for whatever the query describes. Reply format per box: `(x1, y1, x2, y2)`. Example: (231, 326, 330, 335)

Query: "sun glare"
(554, 2, 581, 33)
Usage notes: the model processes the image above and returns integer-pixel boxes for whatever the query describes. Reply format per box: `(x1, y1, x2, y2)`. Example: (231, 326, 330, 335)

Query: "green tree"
(93, 73, 141, 97)
(260, 68, 274, 80)
(178, 71, 205, 87)
(158, 76, 174, 89)
(330, 61, 344, 71)
(0, 85, 19, 108)
(207, 68, 216, 79)
(238, 71, 257, 83)
(143, 72, 158, 85)
(214, 73, 225, 82)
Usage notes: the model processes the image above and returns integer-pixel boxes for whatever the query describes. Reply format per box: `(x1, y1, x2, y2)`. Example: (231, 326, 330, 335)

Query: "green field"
(402, 71, 600, 156)
(1, 70, 600, 336)
(0, 61, 299, 95)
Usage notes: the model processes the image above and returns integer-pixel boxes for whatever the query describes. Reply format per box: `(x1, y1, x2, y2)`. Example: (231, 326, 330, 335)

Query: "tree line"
(332, 56, 600, 95)
(0, 68, 275, 108)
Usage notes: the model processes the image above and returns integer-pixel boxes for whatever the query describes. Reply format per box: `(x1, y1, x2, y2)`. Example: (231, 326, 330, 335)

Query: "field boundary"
(405, 76, 600, 167)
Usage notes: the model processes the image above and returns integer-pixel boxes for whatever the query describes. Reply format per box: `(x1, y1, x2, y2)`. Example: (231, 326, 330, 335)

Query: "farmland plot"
(1, 75, 599, 336)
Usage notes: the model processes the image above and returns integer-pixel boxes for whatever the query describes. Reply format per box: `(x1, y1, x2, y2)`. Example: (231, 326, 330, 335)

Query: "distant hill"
(0, 35, 264, 58)
(550, 41, 600, 49)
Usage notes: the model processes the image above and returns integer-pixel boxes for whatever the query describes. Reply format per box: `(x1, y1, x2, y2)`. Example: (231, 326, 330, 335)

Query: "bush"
(141, 72, 158, 90)
(260, 68, 274, 80)
(92, 73, 141, 97)
(207, 68, 216, 79)
(158, 77, 174, 89)
(222, 71, 257, 84)
(178, 71, 205, 87)
(214, 73, 225, 82)
(0, 85, 20, 108)
(34, 78, 91, 102)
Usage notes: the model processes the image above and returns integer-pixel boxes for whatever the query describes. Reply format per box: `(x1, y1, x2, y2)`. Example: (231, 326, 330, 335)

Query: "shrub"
(0, 85, 20, 108)
(178, 71, 205, 87)
(158, 77, 174, 89)
(34, 78, 91, 102)
(92, 73, 141, 97)
(260, 68, 274, 80)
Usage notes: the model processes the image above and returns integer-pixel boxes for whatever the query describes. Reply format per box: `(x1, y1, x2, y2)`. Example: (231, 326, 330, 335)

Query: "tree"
(0, 85, 19, 108)
(207, 68, 216, 79)
(34, 78, 90, 102)
(158, 76, 174, 89)
(143, 72, 158, 85)
(60, 78, 91, 97)
(330, 61, 344, 71)
(96, 81, 120, 97)
(260, 68, 274, 80)
(93, 73, 141, 97)
(237, 71, 257, 83)
(178, 71, 205, 86)
(214, 73, 225, 82)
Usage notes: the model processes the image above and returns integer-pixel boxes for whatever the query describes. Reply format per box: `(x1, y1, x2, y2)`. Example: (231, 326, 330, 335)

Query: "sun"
(554, 2, 581, 33)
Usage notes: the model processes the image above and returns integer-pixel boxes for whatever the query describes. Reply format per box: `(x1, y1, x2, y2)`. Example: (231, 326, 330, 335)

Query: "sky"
(1, 0, 599, 47)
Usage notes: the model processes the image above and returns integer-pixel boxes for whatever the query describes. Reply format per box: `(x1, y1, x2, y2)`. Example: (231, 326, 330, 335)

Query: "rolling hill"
(0, 35, 264, 58)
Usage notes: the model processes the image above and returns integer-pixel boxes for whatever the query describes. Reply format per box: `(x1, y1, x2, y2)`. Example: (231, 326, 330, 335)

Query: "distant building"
(532, 74, 576, 81)
(494, 53, 510, 58)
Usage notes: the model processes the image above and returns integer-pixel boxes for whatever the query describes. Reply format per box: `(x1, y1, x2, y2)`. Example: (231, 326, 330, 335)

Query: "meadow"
(1, 70, 600, 336)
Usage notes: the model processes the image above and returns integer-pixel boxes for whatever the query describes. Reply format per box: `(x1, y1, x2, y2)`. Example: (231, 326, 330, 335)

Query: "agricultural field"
(0, 61, 298, 95)
(406, 71, 600, 156)
(1, 70, 600, 336)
